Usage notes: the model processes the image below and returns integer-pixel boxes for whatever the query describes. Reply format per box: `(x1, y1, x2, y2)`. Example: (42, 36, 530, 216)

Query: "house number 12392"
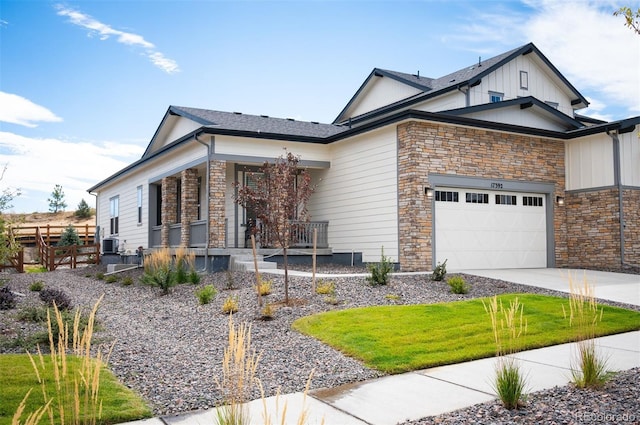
(491, 182, 503, 189)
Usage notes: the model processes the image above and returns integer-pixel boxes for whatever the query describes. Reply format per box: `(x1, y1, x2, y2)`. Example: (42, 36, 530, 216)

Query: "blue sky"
(0, 0, 639, 213)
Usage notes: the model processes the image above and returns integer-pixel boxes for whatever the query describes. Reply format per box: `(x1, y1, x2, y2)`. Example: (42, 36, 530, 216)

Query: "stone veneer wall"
(180, 168, 199, 247)
(208, 160, 227, 248)
(566, 188, 621, 268)
(397, 121, 567, 271)
(623, 188, 640, 266)
(160, 176, 178, 247)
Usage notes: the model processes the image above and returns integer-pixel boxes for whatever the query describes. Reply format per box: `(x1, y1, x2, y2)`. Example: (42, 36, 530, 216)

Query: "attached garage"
(431, 178, 555, 270)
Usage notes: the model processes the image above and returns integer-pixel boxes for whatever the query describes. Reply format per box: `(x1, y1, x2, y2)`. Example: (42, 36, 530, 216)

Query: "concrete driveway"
(463, 268, 640, 307)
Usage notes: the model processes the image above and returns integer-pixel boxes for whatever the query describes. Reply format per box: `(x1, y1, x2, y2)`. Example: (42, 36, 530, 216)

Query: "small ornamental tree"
(234, 150, 314, 304)
(75, 198, 92, 219)
(48, 184, 67, 213)
(58, 224, 82, 246)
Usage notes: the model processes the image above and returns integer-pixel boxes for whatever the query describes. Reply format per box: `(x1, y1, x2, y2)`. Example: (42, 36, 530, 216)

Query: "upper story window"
(137, 186, 143, 225)
(545, 101, 559, 109)
(520, 71, 528, 90)
(110, 196, 119, 235)
(489, 91, 504, 103)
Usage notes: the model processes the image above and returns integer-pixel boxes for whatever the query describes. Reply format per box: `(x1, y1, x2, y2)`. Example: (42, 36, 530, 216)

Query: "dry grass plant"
(215, 316, 260, 425)
(13, 296, 109, 425)
(215, 316, 321, 425)
(563, 274, 609, 388)
(483, 296, 528, 409)
(258, 279, 273, 296)
(222, 296, 240, 314)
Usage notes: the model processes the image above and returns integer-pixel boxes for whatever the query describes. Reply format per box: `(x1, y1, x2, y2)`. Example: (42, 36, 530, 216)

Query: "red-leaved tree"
(234, 150, 314, 304)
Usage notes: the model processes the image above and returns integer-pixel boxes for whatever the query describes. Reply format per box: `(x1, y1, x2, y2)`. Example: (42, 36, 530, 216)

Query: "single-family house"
(88, 42, 640, 271)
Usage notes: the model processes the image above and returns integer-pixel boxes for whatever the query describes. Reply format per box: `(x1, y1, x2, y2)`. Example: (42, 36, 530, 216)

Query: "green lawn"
(0, 354, 152, 425)
(292, 294, 640, 373)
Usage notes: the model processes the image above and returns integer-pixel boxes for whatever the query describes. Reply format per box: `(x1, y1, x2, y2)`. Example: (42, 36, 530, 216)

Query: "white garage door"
(435, 188, 547, 270)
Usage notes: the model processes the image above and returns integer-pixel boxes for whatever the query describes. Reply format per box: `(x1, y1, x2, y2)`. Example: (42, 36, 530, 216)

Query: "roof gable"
(335, 42, 589, 126)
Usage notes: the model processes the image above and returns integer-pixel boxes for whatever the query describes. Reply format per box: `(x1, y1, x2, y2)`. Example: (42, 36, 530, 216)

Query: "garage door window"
(466, 193, 489, 204)
(496, 195, 517, 205)
(435, 191, 459, 202)
(523, 196, 543, 206)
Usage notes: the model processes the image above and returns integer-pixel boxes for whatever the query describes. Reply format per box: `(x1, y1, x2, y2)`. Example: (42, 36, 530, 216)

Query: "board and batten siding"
(468, 54, 574, 117)
(620, 126, 640, 186)
(565, 135, 615, 190)
(308, 126, 398, 262)
(348, 76, 422, 119)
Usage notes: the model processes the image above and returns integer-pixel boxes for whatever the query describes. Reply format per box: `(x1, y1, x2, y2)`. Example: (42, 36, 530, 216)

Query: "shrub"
(431, 259, 447, 281)
(121, 276, 134, 286)
(29, 281, 45, 292)
(196, 285, 217, 305)
(18, 306, 49, 323)
(222, 295, 239, 314)
(0, 286, 17, 310)
(188, 270, 201, 285)
(261, 302, 274, 320)
(447, 276, 469, 294)
(315, 279, 335, 295)
(96, 272, 105, 280)
(366, 247, 393, 286)
(104, 275, 119, 284)
(258, 279, 273, 296)
(39, 288, 73, 311)
(225, 270, 235, 290)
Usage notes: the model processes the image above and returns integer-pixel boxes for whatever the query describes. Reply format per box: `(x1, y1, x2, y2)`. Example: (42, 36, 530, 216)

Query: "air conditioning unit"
(102, 238, 119, 254)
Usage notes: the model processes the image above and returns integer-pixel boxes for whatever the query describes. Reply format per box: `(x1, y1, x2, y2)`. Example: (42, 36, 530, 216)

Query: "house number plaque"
(490, 182, 503, 189)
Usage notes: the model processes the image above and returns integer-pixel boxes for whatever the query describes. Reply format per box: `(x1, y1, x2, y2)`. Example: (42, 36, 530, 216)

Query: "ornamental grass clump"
(483, 295, 528, 409)
(174, 247, 196, 284)
(141, 249, 177, 295)
(215, 316, 260, 425)
(12, 296, 109, 425)
(563, 274, 610, 388)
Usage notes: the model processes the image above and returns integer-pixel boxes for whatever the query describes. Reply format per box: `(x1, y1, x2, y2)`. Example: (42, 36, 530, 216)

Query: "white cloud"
(0, 131, 144, 212)
(446, 1, 640, 119)
(55, 4, 180, 74)
(0, 92, 63, 127)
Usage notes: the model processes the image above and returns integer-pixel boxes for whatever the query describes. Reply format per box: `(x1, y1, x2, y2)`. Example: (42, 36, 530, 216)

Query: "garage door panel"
(435, 188, 547, 270)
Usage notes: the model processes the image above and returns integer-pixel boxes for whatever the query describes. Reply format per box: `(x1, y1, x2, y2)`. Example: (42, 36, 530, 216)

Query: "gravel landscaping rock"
(1, 265, 638, 422)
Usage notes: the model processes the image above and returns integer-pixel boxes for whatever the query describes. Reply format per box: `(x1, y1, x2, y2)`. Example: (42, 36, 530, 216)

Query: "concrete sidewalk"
(125, 332, 640, 425)
(122, 268, 640, 425)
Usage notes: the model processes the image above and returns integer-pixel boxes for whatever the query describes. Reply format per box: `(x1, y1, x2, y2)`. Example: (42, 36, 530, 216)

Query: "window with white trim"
(523, 196, 543, 207)
(489, 91, 504, 103)
(110, 196, 119, 235)
(545, 101, 559, 109)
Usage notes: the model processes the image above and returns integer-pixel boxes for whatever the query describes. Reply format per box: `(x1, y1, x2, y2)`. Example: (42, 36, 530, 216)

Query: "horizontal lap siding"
(95, 143, 206, 251)
(349, 77, 422, 118)
(308, 127, 398, 262)
(215, 136, 330, 163)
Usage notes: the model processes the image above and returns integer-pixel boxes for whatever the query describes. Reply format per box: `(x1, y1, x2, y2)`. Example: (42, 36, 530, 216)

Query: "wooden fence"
(35, 227, 100, 271)
(11, 224, 95, 246)
(0, 250, 24, 273)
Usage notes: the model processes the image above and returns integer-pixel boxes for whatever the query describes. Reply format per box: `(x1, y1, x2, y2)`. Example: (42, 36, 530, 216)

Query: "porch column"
(208, 159, 226, 248)
(161, 176, 178, 247)
(180, 168, 198, 247)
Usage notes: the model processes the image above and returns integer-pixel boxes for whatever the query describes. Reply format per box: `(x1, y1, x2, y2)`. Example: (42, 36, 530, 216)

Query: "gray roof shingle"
(171, 106, 347, 139)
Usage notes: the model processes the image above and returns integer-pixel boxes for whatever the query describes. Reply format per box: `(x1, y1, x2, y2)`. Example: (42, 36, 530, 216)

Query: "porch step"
(229, 254, 278, 272)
